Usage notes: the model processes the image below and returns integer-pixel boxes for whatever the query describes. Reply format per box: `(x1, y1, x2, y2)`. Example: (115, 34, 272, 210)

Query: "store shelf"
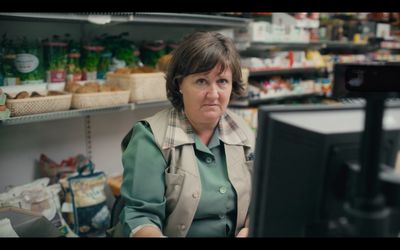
(330, 14, 365, 21)
(244, 41, 378, 51)
(230, 92, 325, 107)
(132, 99, 171, 109)
(245, 42, 323, 51)
(248, 67, 326, 77)
(380, 41, 400, 50)
(0, 12, 251, 27)
(0, 100, 171, 126)
(319, 41, 378, 52)
(241, 41, 380, 55)
(130, 13, 251, 27)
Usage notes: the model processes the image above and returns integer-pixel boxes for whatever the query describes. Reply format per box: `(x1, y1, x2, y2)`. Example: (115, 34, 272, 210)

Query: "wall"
(0, 105, 167, 192)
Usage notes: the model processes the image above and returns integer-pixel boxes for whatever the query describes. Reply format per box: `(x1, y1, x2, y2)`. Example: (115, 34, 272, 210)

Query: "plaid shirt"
(162, 107, 252, 151)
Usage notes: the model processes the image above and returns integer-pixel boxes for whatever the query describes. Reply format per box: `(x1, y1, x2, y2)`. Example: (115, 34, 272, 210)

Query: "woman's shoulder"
(225, 109, 255, 148)
(135, 107, 175, 148)
(143, 107, 173, 123)
(133, 120, 152, 133)
(226, 110, 253, 133)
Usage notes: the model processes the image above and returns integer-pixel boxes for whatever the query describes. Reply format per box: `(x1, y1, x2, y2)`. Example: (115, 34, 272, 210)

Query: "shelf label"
(15, 53, 39, 73)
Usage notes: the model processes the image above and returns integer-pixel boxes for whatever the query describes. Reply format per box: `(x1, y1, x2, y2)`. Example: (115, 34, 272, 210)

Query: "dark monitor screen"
(332, 63, 351, 99)
(249, 103, 400, 237)
(332, 62, 400, 99)
(332, 63, 368, 99)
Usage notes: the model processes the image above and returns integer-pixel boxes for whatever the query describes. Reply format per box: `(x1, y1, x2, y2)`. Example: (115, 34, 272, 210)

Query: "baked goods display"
(65, 81, 130, 109)
(5, 90, 72, 117)
(64, 81, 123, 94)
(106, 70, 167, 103)
(6, 90, 66, 100)
(114, 66, 159, 74)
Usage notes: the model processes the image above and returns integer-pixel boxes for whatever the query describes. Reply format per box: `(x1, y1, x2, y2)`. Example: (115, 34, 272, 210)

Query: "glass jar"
(66, 42, 82, 83)
(140, 40, 166, 68)
(97, 50, 112, 80)
(2, 39, 20, 86)
(81, 44, 104, 81)
(15, 37, 44, 85)
(43, 36, 68, 83)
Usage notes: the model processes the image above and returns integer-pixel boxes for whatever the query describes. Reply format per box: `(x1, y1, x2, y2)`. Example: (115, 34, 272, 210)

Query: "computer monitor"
(332, 63, 355, 99)
(249, 103, 400, 237)
(332, 63, 400, 99)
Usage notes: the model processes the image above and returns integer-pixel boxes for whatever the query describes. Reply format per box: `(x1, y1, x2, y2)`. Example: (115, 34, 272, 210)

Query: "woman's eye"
(217, 79, 229, 86)
(195, 79, 207, 85)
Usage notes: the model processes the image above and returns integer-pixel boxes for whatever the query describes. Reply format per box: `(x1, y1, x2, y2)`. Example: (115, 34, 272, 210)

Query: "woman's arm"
(120, 122, 167, 237)
(132, 225, 165, 237)
(236, 228, 249, 238)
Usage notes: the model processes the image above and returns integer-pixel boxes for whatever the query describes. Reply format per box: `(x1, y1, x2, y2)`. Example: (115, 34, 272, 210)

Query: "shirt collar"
(162, 108, 194, 150)
(192, 128, 220, 154)
(218, 110, 251, 147)
(162, 108, 250, 150)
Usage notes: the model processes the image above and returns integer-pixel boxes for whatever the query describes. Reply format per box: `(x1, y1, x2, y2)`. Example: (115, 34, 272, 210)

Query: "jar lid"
(83, 45, 104, 52)
(44, 42, 68, 47)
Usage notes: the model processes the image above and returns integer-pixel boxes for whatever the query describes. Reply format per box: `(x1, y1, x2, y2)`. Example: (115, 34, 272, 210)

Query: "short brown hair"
(165, 31, 245, 111)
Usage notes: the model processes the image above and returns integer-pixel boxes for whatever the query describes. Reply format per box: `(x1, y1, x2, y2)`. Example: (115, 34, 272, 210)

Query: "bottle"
(15, 37, 44, 85)
(66, 40, 82, 83)
(2, 37, 20, 86)
(43, 35, 68, 83)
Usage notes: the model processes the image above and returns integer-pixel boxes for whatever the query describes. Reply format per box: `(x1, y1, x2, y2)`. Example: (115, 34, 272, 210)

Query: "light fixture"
(87, 15, 111, 25)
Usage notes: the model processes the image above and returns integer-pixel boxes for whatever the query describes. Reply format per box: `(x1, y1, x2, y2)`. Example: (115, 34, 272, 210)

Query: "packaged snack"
(67, 160, 110, 237)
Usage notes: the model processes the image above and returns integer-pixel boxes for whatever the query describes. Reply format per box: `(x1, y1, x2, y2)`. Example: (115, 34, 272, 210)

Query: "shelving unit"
(230, 92, 325, 107)
(242, 42, 323, 52)
(248, 67, 326, 77)
(0, 100, 171, 126)
(241, 41, 376, 53)
(241, 41, 329, 108)
(0, 12, 251, 27)
(319, 41, 379, 53)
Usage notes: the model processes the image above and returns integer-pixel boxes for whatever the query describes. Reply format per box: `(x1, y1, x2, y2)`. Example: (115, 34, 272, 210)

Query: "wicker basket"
(106, 72, 167, 102)
(6, 93, 72, 117)
(71, 90, 130, 109)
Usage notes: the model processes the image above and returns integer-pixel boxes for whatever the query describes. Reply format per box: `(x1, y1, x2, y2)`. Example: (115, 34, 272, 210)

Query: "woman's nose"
(206, 84, 219, 98)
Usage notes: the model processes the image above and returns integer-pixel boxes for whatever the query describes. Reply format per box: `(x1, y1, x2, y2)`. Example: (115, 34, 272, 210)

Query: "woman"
(118, 31, 255, 237)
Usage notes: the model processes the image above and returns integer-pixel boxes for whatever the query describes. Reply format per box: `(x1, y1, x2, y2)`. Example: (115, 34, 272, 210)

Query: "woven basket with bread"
(65, 81, 130, 109)
(106, 66, 167, 103)
(6, 91, 72, 117)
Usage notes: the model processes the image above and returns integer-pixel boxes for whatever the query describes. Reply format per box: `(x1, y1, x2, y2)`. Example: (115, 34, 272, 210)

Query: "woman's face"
(180, 64, 233, 128)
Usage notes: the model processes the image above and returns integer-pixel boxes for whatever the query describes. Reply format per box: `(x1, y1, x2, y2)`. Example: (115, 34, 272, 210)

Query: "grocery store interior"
(1, 12, 400, 237)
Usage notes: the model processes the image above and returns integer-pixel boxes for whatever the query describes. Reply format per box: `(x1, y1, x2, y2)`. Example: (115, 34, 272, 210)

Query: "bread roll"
(16, 91, 29, 99)
(99, 84, 112, 92)
(156, 54, 172, 72)
(65, 82, 81, 93)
